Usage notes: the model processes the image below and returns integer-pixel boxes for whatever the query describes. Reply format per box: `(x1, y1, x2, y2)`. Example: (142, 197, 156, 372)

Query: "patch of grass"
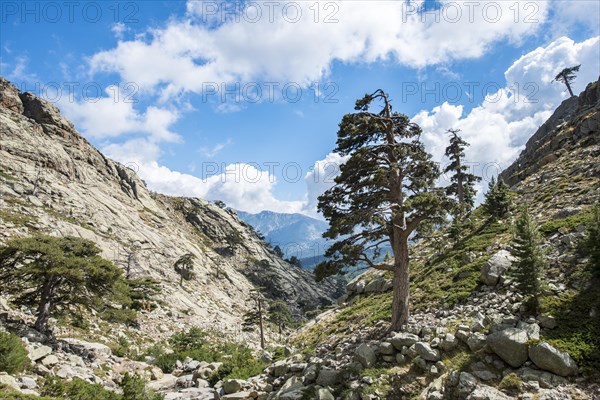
(540, 275, 600, 375)
(498, 373, 522, 394)
(0, 209, 37, 227)
(539, 209, 592, 236)
(0, 170, 16, 181)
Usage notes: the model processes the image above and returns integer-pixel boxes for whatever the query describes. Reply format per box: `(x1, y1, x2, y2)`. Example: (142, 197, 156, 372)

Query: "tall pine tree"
(443, 128, 481, 215)
(511, 207, 545, 314)
(316, 90, 449, 331)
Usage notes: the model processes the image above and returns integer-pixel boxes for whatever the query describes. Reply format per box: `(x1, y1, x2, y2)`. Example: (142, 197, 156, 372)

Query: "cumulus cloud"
(303, 152, 349, 217)
(60, 86, 181, 142)
(89, 0, 549, 100)
(412, 35, 600, 201)
(96, 36, 598, 215)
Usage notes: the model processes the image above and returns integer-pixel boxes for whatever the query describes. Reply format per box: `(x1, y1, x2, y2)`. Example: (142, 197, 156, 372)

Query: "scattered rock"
(481, 250, 515, 286)
(390, 332, 419, 349)
(223, 379, 246, 394)
(27, 344, 52, 362)
(355, 343, 377, 367)
(487, 328, 529, 367)
(414, 342, 440, 362)
(529, 342, 578, 377)
(537, 315, 557, 329)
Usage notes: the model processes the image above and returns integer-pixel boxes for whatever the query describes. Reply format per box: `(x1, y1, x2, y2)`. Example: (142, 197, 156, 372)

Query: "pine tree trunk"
(258, 300, 265, 349)
(35, 279, 55, 333)
(565, 80, 574, 97)
(457, 171, 464, 206)
(391, 238, 410, 332)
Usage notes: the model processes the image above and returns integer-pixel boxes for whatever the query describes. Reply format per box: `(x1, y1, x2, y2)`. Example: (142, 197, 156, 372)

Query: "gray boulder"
(466, 333, 487, 352)
(379, 341, 395, 355)
(272, 360, 289, 377)
(529, 342, 578, 377)
(480, 250, 515, 286)
(390, 332, 419, 350)
(27, 344, 52, 362)
(317, 388, 335, 400)
(486, 328, 529, 367)
(0, 374, 20, 391)
(517, 321, 540, 340)
(467, 385, 512, 400)
(439, 333, 458, 352)
(538, 315, 557, 329)
(316, 369, 340, 386)
(355, 343, 377, 367)
(414, 342, 440, 362)
(222, 378, 245, 394)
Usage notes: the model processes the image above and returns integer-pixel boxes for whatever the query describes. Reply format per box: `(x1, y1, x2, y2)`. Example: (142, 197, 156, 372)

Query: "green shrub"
(155, 352, 179, 373)
(0, 331, 29, 374)
(101, 308, 138, 326)
(150, 328, 264, 379)
(0, 384, 57, 400)
(538, 209, 591, 235)
(40, 375, 164, 400)
(42, 376, 120, 400)
(121, 373, 164, 400)
(499, 373, 522, 393)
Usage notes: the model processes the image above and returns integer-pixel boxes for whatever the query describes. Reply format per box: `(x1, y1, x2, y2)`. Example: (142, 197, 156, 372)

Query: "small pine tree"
(511, 208, 545, 314)
(267, 299, 294, 334)
(242, 290, 266, 349)
(484, 176, 511, 219)
(273, 245, 284, 258)
(553, 65, 580, 97)
(174, 253, 196, 286)
(443, 128, 481, 216)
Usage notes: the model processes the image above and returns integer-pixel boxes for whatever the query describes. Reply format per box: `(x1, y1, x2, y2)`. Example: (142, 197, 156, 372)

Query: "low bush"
(0, 331, 29, 374)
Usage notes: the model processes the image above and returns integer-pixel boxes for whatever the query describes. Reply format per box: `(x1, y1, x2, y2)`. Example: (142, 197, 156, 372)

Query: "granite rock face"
(0, 76, 335, 342)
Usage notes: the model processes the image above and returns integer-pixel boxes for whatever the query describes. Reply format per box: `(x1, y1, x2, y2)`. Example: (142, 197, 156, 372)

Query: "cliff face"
(501, 78, 600, 187)
(0, 76, 335, 342)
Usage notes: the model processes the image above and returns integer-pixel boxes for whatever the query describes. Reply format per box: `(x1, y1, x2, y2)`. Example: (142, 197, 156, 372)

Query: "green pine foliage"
(173, 253, 196, 286)
(316, 89, 449, 330)
(511, 208, 545, 313)
(443, 128, 481, 215)
(0, 235, 124, 333)
(0, 331, 29, 374)
(484, 176, 511, 219)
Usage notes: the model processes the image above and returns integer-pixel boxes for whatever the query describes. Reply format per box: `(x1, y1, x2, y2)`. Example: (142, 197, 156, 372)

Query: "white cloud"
(97, 35, 598, 216)
(549, 0, 600, 37)
(303, 152, 349, 217)
(199, 138, 233, 158)
(59, 86, 181, 142)
(413, 35, 600, 195)
(89, 1, 549, 100)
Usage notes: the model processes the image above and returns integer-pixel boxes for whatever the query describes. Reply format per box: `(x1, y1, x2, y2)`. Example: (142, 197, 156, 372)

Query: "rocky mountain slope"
(0, 76, 335, 346)
(267, 79, 598, 399)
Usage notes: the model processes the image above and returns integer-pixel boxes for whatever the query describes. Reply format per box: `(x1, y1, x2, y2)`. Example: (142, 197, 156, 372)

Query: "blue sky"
(1, 0, 599, 216)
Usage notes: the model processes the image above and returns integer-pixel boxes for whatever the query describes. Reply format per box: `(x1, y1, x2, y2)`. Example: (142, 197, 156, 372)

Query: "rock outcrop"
(0, 76, 335, 345)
